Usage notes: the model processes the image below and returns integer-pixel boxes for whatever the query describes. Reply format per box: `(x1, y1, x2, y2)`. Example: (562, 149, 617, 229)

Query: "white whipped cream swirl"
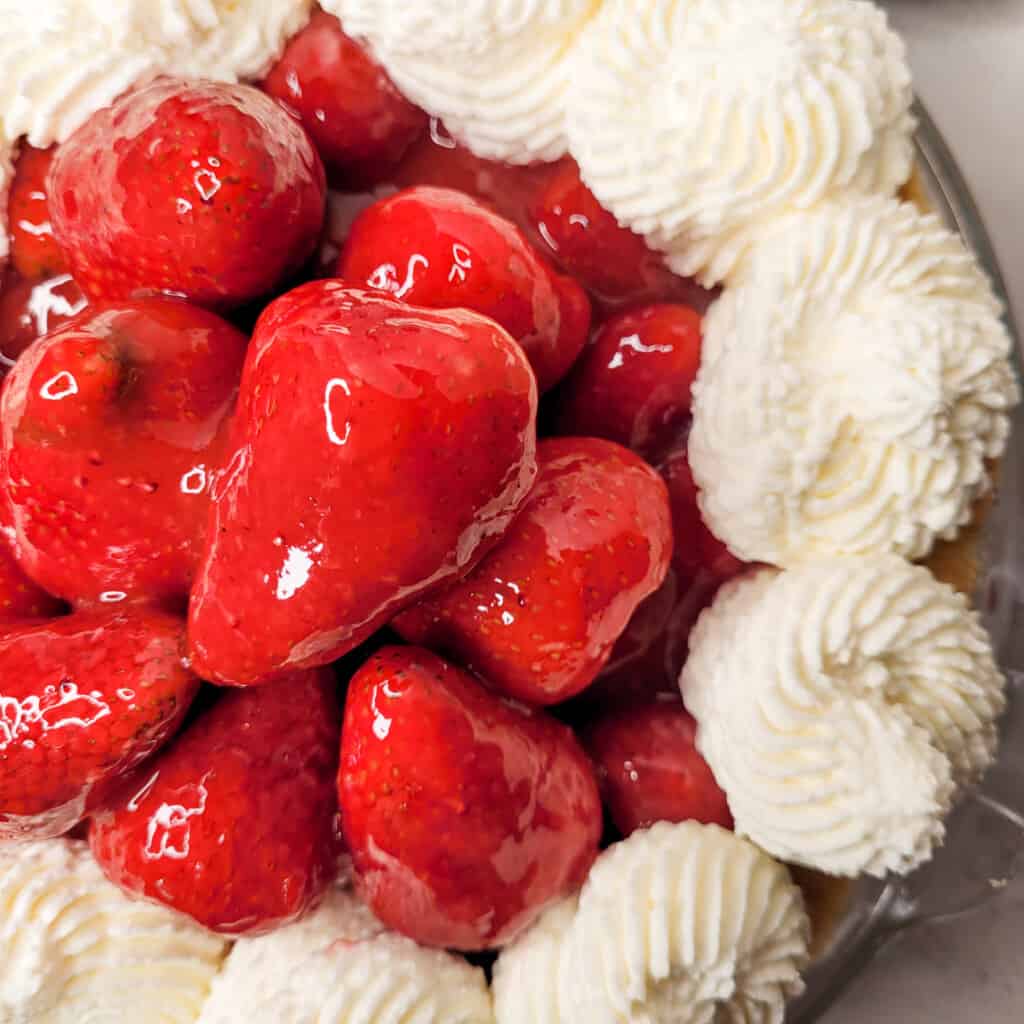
(565, 0, 915, 285)
(492, 900, 576, 1024)
(0, 839, 228, 1024)
(682, 558, 1007, 877)
(325, 0, 600, 163)
(0, 1, 312, 150)
(199, 887, 494, 1024)
(558, 822, 810, 1024)
(689, 196, 1019, 566)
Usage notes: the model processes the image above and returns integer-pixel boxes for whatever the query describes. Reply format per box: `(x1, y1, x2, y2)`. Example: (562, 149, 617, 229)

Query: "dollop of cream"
(325, 0, 601, 163)
(0, 0, 312, 150)
(559, 822, 810, 1024)
(682, 558, 1007, 877)
(689, 196, 1019, 566)
(199, 887, 494, 1024)
(0, 839, 228, 1024)
(492, 900, 576, 1024)
(565, 0, 915, 285)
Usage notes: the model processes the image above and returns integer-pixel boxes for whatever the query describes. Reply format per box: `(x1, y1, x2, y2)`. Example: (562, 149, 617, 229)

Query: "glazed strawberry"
(0, 608, 199, 840)
(0, 273, 87, 373)
(261, 10, 426, 187)
(661, 447, 745, 584)
(0, 297, 248, 606)
(555, 303, 703, 461)
(339, 646, 601, 950)
(0, 540, 63, 621)
(528, 160, 711, 311)
(393, 437, 673, 705)
(337, 186, 590, 391)
(188, 281, 537, 686)
(390, 120, 553, 229)
(90, 669, 343, 935)
(8, 144, 66, 281)
(581, 702, 733, 837)
(49, 78, 326, 310)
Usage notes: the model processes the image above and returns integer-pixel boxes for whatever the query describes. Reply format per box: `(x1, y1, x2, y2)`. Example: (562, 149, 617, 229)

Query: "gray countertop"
(825, 3, 1024, 1022)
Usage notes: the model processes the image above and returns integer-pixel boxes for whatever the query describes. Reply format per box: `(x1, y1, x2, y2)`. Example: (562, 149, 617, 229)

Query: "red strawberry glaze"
(8, 144, 66, 281)
(581, 701, 733, 837)
(0, 297, 248, 607)
(187, 281, 538, 687)
(261, 10, 426, 188)
(337, 186, 590, 392)
(339, 646, 601, 951)
(48, 78, 326, 311)
(0, 273, 87, 374)
(528, 161, 713, 314)
(393, 437, 673, 705)
(0, 538, 63, 622)
(90, 668, 343, 936)
(662, 446, 746, 585)
(0, 608, 199, 840)
(555, 303, 703, 462)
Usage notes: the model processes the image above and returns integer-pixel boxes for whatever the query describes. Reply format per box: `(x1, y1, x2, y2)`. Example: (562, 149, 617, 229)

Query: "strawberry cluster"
(0, 12, 739, 951)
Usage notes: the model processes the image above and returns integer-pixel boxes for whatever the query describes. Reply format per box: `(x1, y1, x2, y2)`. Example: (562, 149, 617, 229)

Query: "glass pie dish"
(791, 100, 1024, 1021)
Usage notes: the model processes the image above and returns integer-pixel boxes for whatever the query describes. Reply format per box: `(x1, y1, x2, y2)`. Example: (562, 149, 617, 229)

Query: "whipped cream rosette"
(683, 557, 1007, 877)
(558, 822, 810, 1024)
(0, 1, 311, 150)
(199, 887, 494, 1024)
(565, 0, 915, 285)
(325, 0, 600, 163)
(689, 195, 1019, 566)
(492, 899, 576, 1024)
(0, 840, 228, 1024)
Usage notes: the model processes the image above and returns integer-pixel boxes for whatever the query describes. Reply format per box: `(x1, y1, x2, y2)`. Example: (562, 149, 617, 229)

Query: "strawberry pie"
(0, 2, 1017, 1023)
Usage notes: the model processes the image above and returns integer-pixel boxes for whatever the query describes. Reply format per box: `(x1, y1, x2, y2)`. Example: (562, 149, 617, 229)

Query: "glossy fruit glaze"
(0, 273, 87, 373)
(90, 668, 343, 936)
(338, 185, 591, 392)
(394, 437, 673, 705)
(0, 609, 198, 840)
(187, 281, 538, 686)
(339, 646, 602, 951)
(582, 701, 733, 837)
(0, 297, 248, 606)
(0, 540, 64, 621)
(48, 78, 326, 311)
(8, 144, 65, 282)
(556, 303, 703, 463)
(261, 9, 427, 188)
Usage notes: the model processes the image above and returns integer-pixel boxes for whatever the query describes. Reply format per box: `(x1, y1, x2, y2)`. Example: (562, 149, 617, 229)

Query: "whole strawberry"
(49, 78, 325, 310)
(581, 701, 733, 837)
(339, 646, 601, 951)
(0, 297, 248, 606)
(555, 303, 703, 462)
(188, 281, 537, 686)
(261, 11, 426, 187)
(0, 609, 199, 840)
(394, 437, 673, 705)
(90, 669, 343, 936)
(337, 186, 590, 391)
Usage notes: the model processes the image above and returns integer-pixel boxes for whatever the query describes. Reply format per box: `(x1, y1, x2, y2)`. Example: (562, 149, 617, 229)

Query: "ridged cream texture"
(324, 0, 602, 163)
(564, 0, 915, 285)
(682, 558, 1007, 877)
(0, 0, 312, 149)
(0, 839, 228, 1024)
(199, 887, 494, 1024)
(559, 822, 810, 1024)
(492, 899, 576, 1024)
(689, 196, 1019, 566)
